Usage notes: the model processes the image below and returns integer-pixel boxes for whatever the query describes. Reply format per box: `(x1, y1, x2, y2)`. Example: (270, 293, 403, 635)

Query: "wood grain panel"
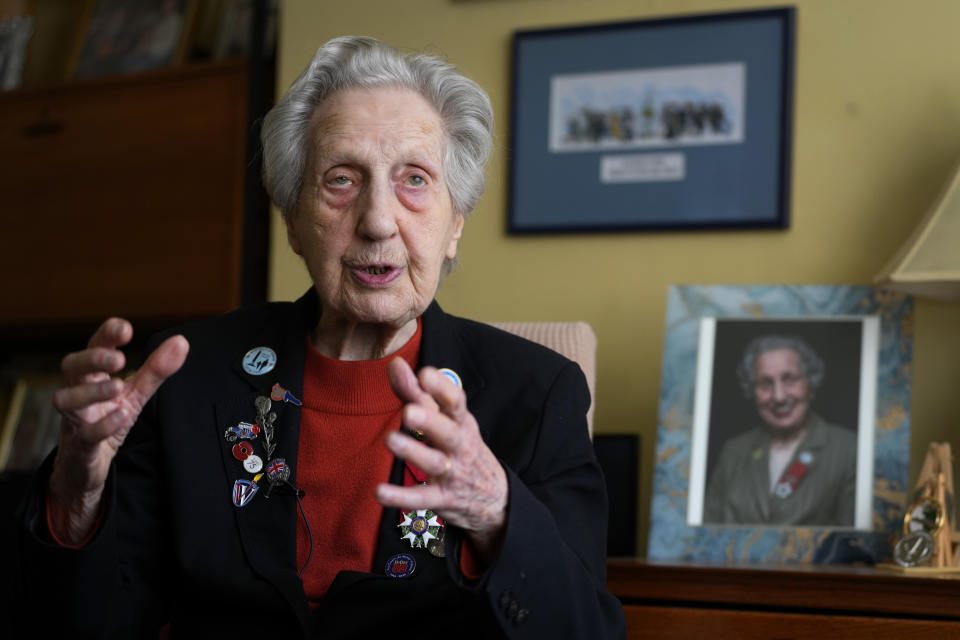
(624, 605, 960, 640)
(0, 60, 247, 327)
(608, 559, 960, 619)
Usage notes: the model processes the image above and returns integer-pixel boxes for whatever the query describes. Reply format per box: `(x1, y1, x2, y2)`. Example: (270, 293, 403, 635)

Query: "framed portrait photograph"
(647, 286, 914, 565)
(68, 0, 198, 78)
(686, 317, 878, 531)
(508, 7, 794, 233)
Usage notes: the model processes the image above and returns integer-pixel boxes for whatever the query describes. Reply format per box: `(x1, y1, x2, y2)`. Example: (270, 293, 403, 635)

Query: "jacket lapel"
(232, 297, 481, 604)
(418, 301, 485, 415)
(365, 301, 485, 586)
(745, 429, 772, 522)
(214, 291, 317, 634)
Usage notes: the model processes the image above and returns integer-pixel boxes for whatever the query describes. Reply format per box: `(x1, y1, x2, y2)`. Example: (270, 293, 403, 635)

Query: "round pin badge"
(437, 368, 462, 389)
(243, 454, 263, 473)
(266, 457, 291, 483)
(798, 451, 813, 465)
(242, 347, 277, 376)
(385, 553, 416, 578)
(232, 442, 254, 461)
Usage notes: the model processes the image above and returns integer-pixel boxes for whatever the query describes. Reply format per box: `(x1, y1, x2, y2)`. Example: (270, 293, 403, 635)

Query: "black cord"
(289, 480, 314, 578)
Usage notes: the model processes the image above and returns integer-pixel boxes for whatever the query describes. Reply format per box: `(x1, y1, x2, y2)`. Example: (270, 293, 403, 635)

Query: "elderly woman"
(703, 335, 857, 526)
(20, 37, 625, 638)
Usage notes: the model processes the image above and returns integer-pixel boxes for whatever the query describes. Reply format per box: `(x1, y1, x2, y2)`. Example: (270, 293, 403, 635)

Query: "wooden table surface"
(608, 558, 960, 620)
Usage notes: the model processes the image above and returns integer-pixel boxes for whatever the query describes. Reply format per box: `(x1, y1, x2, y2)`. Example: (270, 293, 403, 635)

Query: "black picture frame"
(508, 7, 795, 233)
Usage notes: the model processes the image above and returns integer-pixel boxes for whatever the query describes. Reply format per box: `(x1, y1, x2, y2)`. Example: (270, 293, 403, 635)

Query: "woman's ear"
(285, 214, 303, 256)
(444, 212, 465, 260)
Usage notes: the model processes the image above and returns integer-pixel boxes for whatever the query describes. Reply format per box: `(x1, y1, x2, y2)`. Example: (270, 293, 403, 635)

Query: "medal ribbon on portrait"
(773, 454, 812, 499)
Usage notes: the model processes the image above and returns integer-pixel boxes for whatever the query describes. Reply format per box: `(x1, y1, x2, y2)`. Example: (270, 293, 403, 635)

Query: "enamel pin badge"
(224, 421, 260, 441)
(266, 457, 290, 484)
(385, 553, 416, 578)
(232, 474, 262, 507)
(398, 509, 442, 548)
(437, 368, 462, 389)
(271, 383, 302, 406)
(242, 347, 277, 376)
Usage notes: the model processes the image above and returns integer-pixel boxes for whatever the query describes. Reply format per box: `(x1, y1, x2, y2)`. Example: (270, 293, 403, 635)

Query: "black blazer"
(20, 291, 625, 639)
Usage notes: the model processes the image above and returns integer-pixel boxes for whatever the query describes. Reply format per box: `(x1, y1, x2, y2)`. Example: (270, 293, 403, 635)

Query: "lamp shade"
(875, 159, 960, 301)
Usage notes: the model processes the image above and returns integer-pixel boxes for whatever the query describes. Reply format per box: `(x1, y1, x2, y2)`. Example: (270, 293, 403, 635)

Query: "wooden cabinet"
(0, 60, 248, 330)
(608, 559, 960, 639)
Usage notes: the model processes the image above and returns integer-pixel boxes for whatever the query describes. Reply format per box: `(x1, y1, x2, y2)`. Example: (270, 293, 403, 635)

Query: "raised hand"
(48, 318, 189, 544)
(377, 358, 508, 563)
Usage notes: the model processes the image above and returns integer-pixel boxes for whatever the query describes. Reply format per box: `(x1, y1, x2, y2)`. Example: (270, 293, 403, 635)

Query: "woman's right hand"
(47, 318, 189, 545)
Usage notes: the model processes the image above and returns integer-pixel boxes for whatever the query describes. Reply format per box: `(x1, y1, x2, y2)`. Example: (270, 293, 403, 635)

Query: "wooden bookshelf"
(0, 60, 249, 332)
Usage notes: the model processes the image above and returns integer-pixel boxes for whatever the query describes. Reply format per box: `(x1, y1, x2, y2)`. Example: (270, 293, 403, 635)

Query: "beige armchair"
(490, 322, 597, 438)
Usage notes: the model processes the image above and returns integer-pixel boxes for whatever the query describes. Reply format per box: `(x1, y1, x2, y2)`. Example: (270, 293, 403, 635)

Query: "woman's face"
(287, 87, 463, 330)
(752, 347, 812, 433)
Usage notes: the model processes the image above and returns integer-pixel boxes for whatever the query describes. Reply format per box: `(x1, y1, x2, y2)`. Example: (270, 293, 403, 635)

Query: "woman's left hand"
(377, 358, 508, 563)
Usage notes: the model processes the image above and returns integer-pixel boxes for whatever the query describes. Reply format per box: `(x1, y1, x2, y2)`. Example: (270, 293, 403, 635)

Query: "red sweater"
(295, 322, 422, 602)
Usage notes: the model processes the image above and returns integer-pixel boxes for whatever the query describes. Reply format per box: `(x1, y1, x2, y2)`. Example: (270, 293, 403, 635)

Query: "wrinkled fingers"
(375, 479, 446, 513)
(67, 406, 136, 445)
(418, 367, 468, 422)
(387, 357, 421, 403)
(125, 335, 189, 408)
(61, 347, 126, 382)
(385, 431, 453, 479)
(402, 403, 461, 453)
(87, 317, 133, 350)
(53, 378, 124, 415)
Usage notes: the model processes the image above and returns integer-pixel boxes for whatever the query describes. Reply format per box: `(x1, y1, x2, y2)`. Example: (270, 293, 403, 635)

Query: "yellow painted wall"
(269, 0, 960, 555)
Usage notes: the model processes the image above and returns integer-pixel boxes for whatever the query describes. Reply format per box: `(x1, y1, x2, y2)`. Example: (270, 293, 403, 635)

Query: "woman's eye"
(406, 175, 426, 187)
(330, 175, 352, 186)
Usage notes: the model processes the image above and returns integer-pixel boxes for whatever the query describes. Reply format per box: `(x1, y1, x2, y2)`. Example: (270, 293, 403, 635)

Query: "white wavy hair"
(261, 36, 494, 222)
(736, 335, 826, 399)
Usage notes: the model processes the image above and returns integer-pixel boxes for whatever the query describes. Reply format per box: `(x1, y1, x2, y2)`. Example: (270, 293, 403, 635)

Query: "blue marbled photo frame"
(647, 285, 914, 564)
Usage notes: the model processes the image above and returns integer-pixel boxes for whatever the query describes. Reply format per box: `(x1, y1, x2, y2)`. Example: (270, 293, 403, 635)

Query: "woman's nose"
(771, 380, 787, 401)
(357, 178, 400, 240)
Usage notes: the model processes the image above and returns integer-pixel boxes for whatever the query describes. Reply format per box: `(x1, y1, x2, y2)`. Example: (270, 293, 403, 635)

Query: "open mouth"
(365, 266, 391, 275)
(770, 403, 796, 417)
(352, 263, 403, 286)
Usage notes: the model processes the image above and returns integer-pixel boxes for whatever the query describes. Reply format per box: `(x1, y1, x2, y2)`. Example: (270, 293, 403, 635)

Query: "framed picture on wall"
(68, 0, 198, 78)
(508, 7, 795, 233)
(647, 285, 914, 565)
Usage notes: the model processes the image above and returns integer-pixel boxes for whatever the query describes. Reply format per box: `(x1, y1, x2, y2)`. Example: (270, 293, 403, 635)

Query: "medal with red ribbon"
(774, 451, 813, 499)
(400, 461, 446, 557)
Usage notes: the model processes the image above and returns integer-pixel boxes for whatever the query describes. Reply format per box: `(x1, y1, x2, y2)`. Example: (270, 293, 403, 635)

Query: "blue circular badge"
(242, 347, 277, 375)
(437, 368, 462, 389)
(385, 553, 416, 578)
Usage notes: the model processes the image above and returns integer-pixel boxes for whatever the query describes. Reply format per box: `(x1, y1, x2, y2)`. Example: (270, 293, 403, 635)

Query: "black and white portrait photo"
(686, 317, 878, 529)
